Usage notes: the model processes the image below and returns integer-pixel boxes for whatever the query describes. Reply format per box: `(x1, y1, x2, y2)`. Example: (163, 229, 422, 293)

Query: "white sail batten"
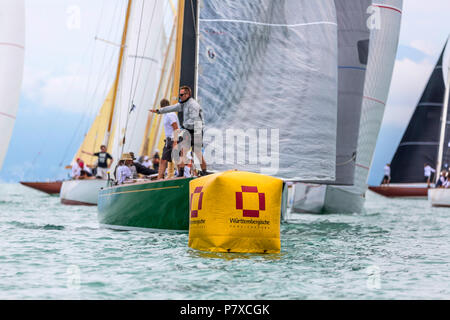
(0, 0, 25, 169)
(324, 0, 403, 212)
(111, 0, 173, 169)
(198, 0, 338, 181)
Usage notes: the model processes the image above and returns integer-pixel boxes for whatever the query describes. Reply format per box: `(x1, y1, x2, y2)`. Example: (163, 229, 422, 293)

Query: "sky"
(1, 0, 450, 184)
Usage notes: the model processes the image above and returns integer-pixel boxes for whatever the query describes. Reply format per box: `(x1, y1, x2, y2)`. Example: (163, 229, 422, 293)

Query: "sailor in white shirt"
(142, 155, 152, 168)
(424, 163, 436, 187)
(157, 98, 180, 180)
(382, 163, 391, 186)
(116, 153, 134, 184)
(71, 159, 82, 179)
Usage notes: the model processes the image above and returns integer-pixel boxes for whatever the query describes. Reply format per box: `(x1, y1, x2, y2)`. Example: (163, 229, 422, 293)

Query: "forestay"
(111, 0, 175, 169)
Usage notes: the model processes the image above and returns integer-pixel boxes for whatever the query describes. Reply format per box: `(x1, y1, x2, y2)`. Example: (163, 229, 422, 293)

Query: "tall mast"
(104, 0, 133, 146)
(435, 39, 450, 182)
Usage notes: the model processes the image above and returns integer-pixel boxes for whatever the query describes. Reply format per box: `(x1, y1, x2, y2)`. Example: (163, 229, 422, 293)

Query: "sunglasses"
(179, 92, 188, 97)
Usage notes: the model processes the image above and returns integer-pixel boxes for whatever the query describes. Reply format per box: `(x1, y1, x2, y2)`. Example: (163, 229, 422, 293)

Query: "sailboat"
(0, 0, 25, 170)
(59, 86, 118, 205)
(98, 0, 341, 232)
(369, 38, 449, 198)
(291, 0, 403, 213)
(428, 37, 450, 207)
(315, 0, 403, 212)
(59, 1, 138, 206)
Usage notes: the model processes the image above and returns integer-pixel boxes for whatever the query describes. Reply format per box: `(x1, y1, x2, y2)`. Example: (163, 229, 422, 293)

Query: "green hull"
(97, 178, 193, 232)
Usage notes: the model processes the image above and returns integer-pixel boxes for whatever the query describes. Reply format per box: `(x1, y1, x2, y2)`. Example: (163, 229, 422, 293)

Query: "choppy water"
(0, 183, 449, 300)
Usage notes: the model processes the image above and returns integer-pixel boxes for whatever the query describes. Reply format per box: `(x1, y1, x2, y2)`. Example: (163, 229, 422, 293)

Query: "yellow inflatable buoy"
(188, 170, 283, 253)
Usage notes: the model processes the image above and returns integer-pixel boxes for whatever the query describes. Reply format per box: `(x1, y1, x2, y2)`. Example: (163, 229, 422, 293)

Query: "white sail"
(197, 0, 338, 181)
(324, 0, 404, 212)
(0, 0, 25, 169)
(111, 0, 174, 168)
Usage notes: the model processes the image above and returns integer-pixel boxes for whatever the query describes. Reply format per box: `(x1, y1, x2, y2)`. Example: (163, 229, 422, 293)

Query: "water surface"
(0, 184, 449, 299)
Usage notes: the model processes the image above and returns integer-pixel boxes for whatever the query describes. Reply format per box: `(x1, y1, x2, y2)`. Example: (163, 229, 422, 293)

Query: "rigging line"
(86, 2, 127, 156)
(58, 44, 99, 168)
(94, 0, 130, 140)
(82, 0, 123, 142)
(128, 0, 170, 147)
(137, 0, 172, 107)
(31, 45, 92, 173)
(79, 0, 126, 161)
(78, 0, 114, 141)
(121, 0, 147, 156)
(131, 0, 159, 102)
(136, 3, 176, 156)
(58, 0, 124, 168)
(85, 0, 123, 116)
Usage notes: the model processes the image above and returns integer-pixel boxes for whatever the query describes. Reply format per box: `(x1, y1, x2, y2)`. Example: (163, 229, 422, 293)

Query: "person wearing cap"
(142, 155, 152, 168)
(149, 86, 210, 177)
(116, 153, 134, 184)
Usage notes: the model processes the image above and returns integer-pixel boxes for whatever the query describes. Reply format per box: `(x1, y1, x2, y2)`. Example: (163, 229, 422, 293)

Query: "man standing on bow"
(150, 86, 210, 177)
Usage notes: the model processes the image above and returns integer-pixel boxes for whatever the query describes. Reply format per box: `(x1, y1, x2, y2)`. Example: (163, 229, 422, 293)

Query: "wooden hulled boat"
(368, 184, 429, 198)
(19, 181, 62, 195)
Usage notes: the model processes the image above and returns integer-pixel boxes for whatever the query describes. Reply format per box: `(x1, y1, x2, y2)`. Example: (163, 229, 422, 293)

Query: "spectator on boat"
(129, 152, 157, 176)
(142, 155, 152, 168)
(181, 152, 194, 178)
(71, 158, 82, 179)
(150, 85, 210, 177)
(155, 98, 181, 180)
(424, 163, 436, 188)
(84, 165, 93, 177)
(81, 145, 113, 179)
(126, 152, 138, 179)
(116, 154, 133, 184)
(443, 170, 450, 188)
(382, 163, 391, 186)
(436, 170, 447, 188)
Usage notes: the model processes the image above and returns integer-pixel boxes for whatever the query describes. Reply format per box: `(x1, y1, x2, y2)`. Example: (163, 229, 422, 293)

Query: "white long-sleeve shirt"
(71, 163, 81, 178)
(116, 165, 132, 184)
(424, 165, 436, 177)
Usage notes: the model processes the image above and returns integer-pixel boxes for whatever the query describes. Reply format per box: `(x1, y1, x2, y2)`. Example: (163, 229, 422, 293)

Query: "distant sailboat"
(428, 36, 450, 207)
(0, 0, 25, 170)
(370, 38, 449, 198)
(59, 86, 118, 205)
(59, 0, 137, 206)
